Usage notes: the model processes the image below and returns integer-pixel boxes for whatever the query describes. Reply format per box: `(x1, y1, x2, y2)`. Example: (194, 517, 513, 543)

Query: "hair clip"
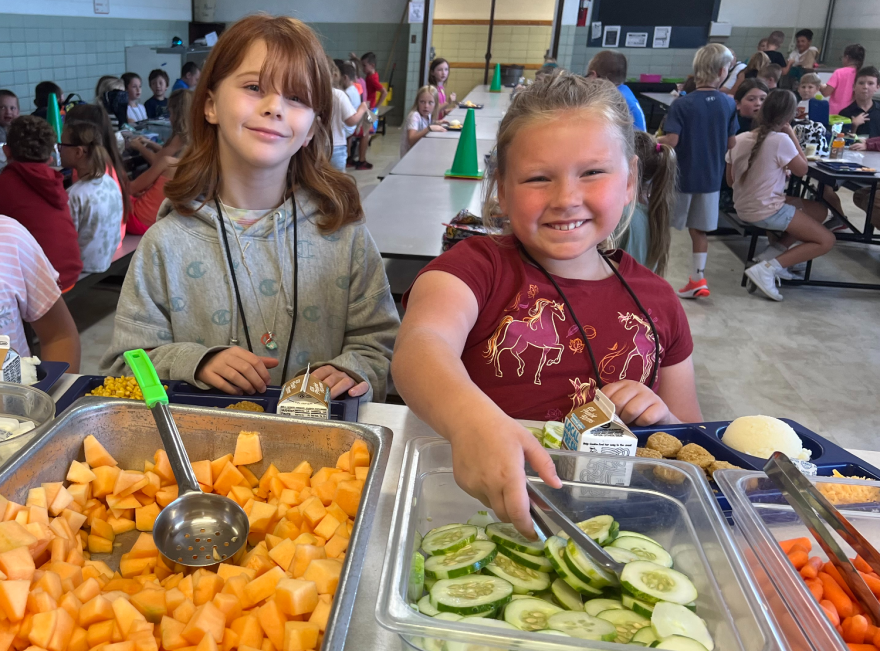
(655, 143, 663, 152)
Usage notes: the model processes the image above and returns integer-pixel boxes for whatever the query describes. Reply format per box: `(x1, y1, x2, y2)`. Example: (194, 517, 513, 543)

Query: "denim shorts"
(748, 203, 796, 232)
(330, 145, 348, 172)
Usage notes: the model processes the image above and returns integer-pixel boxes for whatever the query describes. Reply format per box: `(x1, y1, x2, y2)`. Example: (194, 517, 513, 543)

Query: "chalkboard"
(595, 0, 718, 28)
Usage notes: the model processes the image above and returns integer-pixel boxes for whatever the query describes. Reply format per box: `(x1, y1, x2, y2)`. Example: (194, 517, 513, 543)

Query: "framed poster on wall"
(602, 25, 620, 47)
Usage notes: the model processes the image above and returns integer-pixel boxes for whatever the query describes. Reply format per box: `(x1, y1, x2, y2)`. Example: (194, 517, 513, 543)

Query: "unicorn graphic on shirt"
(484, 298, 566, 385)
(617, 311, 661, 384)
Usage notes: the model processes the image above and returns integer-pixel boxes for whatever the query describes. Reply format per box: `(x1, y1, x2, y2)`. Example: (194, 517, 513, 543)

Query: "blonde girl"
(731, 51, 770, 95)
(101, 15, 399, 399)
(393, 72, 701, 535)
(60, 120, 124, 273)
(400, 85, 445, 157)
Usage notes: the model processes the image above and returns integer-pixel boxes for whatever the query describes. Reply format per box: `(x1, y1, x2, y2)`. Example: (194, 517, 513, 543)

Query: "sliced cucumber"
(409, 552, 426, 602)
(422, 524, 478, 556)
(459, 617, 517, 629)
(597, 608, 651, 643)
(685, 602, 697, 613)
(611, 536, 673, 568)
(654, 635, 710, 651)
(429, 575, 513, 615)
(543, 536, 570, 578)
(543, 421, 564, 449)
(503, 597, 562, 631)
(558, 515, 619, 545)
(484, 553, 551, 594)
(425, 576, 437, 591)
(632, 626, 660, 645)
(526, 426, 545, 441)
(584, 598, 624, 617)
(475, 527, 489, 541)
(425, 541, 498, 580)
(565, 538, 618, 588)
(551, 578, 583, 611)
(433, 612, 463, 621)
(621, 561, 698, 605)
(606, 547, 641, 564)
(467, 511, 496, 528)
(486, 522, 544, 556)
(617, 530, 662, 547)
(651, 602, 714, 651)
(418, 594, 440, 616)
(497, 544, 554, 573)
(622, 594, 655, 618)
(547, 611, 617, 641)
(413, 530, 423, 554)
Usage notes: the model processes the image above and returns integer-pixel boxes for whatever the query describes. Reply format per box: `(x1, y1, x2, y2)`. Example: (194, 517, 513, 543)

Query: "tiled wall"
(404, 22, 422, 113)
(0, 13, 189, 111)
(309, 22, 410, 126)
(824, 28, 880, 66)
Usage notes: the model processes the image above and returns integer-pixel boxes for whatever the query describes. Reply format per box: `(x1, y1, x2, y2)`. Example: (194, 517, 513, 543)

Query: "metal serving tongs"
(764, 451, 880, 623)
(526, 480, 624, 577)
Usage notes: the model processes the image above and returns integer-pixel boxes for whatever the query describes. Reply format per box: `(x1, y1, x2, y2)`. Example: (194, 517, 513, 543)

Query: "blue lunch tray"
(32, 361, 69, 393)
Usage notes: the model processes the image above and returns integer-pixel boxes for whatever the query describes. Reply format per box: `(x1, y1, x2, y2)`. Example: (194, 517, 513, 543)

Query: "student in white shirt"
(400, 85, 445, 157)
(327, 58, 371, 171)
(122, 72, 147, 123)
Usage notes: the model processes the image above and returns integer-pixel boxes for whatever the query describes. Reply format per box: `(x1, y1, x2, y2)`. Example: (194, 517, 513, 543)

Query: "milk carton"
(0, 336, 21, 384)
(559, 388, 637, 488)
(276, 366, 330, 419)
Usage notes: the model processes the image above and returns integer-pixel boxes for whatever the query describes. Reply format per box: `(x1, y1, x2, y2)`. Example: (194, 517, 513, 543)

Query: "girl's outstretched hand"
(449, 415, 562, 539)
(310, 365, 370, 399)
(602, 380, 675, 426)
(196, 347, 278, 395)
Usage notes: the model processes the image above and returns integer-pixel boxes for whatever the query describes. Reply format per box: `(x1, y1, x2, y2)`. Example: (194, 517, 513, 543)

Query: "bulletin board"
(587, 0, 721, 49)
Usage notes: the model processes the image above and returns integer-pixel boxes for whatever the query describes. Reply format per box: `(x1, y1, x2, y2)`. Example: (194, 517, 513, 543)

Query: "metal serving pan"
(0, 397, 392, 651)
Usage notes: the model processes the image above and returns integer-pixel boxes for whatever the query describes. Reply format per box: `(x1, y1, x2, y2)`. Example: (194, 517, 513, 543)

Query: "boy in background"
(764, 31, 787, 68)
(587, 50, 646, 131)
(659, 44, 738, 298)
(757, 64, 782, 89)
(840, 66, 880, 138)
(145, 69, 170, 119)
(796, 72, 829, 126)
(352, 52, 387, 170)
(786, 29, 819, 77)
(172, 62, 200, 91)
(31, 81, 62, 120)
(0, 90, 20, 143)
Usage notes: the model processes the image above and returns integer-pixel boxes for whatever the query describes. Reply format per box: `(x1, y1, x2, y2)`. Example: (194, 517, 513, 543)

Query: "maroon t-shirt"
(404, 236, 694, 421)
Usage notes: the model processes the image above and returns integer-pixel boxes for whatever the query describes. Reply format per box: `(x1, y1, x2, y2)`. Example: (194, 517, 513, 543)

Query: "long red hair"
(164, 14, 362, 232)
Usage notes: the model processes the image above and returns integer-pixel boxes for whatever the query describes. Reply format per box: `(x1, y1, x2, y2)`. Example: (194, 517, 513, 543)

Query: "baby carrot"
(808, 556, 825, 572)
(825, 562, 859, 601)
(864, 623, 877, 642)
(820, 571, 856, 618)
(820, 599, 839, 625)
(801, 563, 820, 580)
(806, 577, 825, 601)
(780, 537, 813, 554)
(789, 549, 810, 570)
(843, 615, 869, 644)
(853, 555, 875, 575)
(858, 571, 880, 597)
(872, 626, 880, 648)
(845, 644, 877, 651)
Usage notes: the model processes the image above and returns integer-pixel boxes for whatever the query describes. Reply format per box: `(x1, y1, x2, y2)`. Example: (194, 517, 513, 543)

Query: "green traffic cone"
(489, 63, 502, 92)
(445, 108, 483, 180)
(47, 93, 62, 143)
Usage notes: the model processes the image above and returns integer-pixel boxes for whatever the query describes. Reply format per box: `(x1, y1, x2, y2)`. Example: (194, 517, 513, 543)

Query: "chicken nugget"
(708, 460, 740, 479)
(636, 447, 663, 459)
(646, 432, 682, 458)
(677, 443, 715, 469)
(653, 465, 686, 485)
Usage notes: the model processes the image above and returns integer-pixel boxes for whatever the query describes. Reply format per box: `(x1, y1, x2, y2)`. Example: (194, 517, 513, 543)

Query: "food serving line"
(25, 373, 880, 650)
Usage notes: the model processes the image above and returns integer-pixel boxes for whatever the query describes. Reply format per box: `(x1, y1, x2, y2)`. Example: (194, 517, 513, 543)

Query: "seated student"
(840, 66, 880, 139)
(727, 89, 834, 301)
(0, 90, 20, 143)
(400, 85, 445, 157)
(734, 79, 769, 133)
(0, 116, 83, 290)
(126, 89, 194, 234)
(0, 216, 81, 371)
(121, 72, 147, 123)
(586, 50, 646, 131)
(172, 62, 201, 91)
(31, 81, 62, 120)
(764, 31, 788, 68)
(821, 44, 865, 115)
(757, 64, 782, 90)
(619, 131, 677, 274)
(60, 120, 124, 274)
(730, 51, 770, 94)
(429, 58, 458, 119)
(144, 69, 170, 119)
(394, 73, 702, 534)
(785, 29, 819, 80)
(795, 72, 829, 125)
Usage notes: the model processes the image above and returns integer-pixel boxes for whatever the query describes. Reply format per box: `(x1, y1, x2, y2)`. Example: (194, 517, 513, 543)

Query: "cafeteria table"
(389, 137, 495, 177)
(461, 86, 513, 111)
(445, 106, 506, 120)
(362, 174, 483, 259)
(426, 115, 501, 140)
(641, 91, 677, 126)
(43, 374, 880, 650)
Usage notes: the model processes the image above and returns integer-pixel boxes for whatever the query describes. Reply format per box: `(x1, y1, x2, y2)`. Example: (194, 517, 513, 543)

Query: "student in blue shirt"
(172, 62, 201, 91)
(587, 50, 647, 131)
(659, 44, 738, 299)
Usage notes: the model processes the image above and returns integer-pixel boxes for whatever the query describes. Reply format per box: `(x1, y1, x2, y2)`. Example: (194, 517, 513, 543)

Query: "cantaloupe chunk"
(307, 599, 331, 633)
(79, 594, 114, 627)
(233, 433, 262, 467)
(275, 579, 318, 617)
(312, 515, 340, 542)
(221, 627, 239, 651)
(61, 509, 87, 533)
(0, 521, 37, 554)
(238, 466, 260, 489)
(297, 498, 326, 529)
(323, 534, 349, 560)
(213, 464, 245, 497)
(0, 545, 35, 581)
(163, 587, 185, 612)
(92, 466, 121, 499)
(88, 535, 113, 554)
(173, 598, 196, 625)
(210, 455, 234, 483)
(277, 473, 309, 492)
(180, 602, 225, 645)
(283, 621, 319, 651)
(48, 486, 75, 517)
(127, 533, 158, 559)
(91, 519, 115, 542)
(83, 435, 117, 468)
(26, 487, 47, 510)
(156, 485, 179, 508)
(334, 451, 350, 472)
(135, 503, 160, 532)
(130, 590, 166, 624)
(267, 539, 297, 572)
(119, 554, 158, 578)
(190, 462, 213, 492)
(290, 546, 326, 579)
(29, 609, 58, 648)
(111, 596, 147, 636)
(210, 594, 241, 625)
(106, 493, 142, 511)
(243, 566, 284, 607)
(302, 559, 342, 596)
(247, 502, 277, 535)
(66, 461, 96, 485)
(194, 630, 218, 651)
(160, 615, 189, 650)
(103, 642, 135, 651)
(0, 580, 29, 621)
(140, 472, 161, 499)
(113, 471, 148, 498)
(193, 574, 223, 607)
(72, 578, 101, 604)
(87, 619, 115, 647)
(256, 601, 286, 650)
(47, 606, 75, 651)
(152, 451, 175, 486)
(214, 564, 254, 582)
(349, 439, 370, 469)
(230, 615, 263, 649)
(68, 626, 88, 651)
(354, 466, 368, 481)
(333, 480, 363, 518)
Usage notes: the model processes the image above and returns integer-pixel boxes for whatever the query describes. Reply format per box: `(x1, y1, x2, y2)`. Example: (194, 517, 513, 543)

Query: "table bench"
(64, 234, 142, 302)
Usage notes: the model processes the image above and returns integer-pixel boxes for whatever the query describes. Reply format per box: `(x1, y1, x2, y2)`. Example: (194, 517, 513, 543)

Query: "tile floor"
(68, 126, 880, 450)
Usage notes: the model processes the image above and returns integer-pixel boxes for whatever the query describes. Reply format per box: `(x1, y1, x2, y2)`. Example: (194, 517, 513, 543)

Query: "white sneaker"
(775, 266, 799, 281)
(745, 261, 784, 301)
(754, 243, 787, 262)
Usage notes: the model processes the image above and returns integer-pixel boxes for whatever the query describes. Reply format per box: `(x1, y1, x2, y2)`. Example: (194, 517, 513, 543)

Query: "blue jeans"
(330, 145, 348, 172)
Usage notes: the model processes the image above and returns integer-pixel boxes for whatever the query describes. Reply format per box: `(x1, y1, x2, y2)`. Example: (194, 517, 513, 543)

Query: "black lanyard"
(215, 197, 298, 384)
(518, 243, 660, 390)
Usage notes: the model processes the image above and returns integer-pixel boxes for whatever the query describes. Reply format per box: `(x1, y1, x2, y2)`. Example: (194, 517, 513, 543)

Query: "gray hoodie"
(100, 190, 399, 401)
